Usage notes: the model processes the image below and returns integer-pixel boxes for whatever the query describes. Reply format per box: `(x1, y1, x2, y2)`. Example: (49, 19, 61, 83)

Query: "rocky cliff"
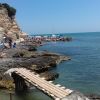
(0, 3, 23, 41)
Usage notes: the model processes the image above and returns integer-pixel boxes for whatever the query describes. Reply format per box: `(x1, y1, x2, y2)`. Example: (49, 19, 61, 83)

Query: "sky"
(0, 0, 100, 34)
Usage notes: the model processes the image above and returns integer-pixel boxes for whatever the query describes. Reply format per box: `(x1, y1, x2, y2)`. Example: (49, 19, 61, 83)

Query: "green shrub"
(2, 3, 16, 18)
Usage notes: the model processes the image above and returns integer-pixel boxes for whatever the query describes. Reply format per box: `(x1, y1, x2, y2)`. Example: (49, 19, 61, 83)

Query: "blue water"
(38, 32, 100, 95)
(0, 32, 100, 100)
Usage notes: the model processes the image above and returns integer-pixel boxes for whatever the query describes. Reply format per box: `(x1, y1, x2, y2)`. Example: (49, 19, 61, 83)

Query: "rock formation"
(0, 3, 23, 42)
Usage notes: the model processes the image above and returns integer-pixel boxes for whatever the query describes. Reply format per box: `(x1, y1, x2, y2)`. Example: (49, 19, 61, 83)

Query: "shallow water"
(0, 89, 52, 100)
(0, 32, 100, 100)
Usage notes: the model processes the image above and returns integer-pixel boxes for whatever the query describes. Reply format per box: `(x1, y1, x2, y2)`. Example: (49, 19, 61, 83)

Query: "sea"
(0, 32, 100, 100)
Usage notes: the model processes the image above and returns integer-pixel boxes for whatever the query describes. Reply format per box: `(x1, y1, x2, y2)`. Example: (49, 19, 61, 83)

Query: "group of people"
(3, 36, 16, 49)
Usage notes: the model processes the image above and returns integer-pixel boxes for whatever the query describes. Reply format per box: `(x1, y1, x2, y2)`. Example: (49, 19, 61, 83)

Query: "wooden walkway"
(7, 68, 73, 100)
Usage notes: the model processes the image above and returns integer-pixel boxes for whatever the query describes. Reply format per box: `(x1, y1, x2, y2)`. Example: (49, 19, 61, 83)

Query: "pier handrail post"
(10, 92, 12, 100)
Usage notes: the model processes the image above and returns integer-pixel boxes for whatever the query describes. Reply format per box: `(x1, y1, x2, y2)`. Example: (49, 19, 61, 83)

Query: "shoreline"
(0, 41, 71, 91)
(0, 40, 100, 100)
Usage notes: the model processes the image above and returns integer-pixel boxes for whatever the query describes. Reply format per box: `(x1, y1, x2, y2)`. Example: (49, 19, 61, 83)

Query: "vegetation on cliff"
(0, 3, 16, 18)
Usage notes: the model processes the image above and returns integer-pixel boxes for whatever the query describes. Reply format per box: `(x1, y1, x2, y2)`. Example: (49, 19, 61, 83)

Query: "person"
(8, 37, 12, 48)
(13, 42, 16, 48)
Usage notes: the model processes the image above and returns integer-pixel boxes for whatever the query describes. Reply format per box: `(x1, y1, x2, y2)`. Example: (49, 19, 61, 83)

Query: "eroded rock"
(40, 71, 59, 81)
(62, 91, 89, 100)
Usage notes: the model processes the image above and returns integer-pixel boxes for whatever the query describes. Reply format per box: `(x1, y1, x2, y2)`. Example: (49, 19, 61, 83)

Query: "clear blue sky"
(0, 0, 100, 34)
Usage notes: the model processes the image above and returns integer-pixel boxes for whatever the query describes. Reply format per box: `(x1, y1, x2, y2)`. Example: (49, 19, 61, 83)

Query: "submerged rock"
(62, 91, 89, 100)
(86, 94, 100, 100)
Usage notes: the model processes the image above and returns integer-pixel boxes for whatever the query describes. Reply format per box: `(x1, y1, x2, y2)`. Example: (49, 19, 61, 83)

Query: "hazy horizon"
(29, 31, 100, 35)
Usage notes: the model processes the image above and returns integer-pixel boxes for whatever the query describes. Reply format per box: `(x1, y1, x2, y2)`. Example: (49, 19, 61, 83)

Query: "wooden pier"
(7, 68, 73, 100)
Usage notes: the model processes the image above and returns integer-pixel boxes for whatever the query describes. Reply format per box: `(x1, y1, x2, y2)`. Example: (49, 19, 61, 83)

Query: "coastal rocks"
(28, 46, 37, 51)
(0, 45, 70, 91)
(59, 37, 72, 42)
(0, 48, 70, 77)
(63, 91, 89, 100)
(56, 55, 71, 64)
(0, 52, 7, 58)
(86, 94, 100, 100)
(0, 80, 14, 90)
(40, 71, 59, 81)
(0, 27, 5, 41)
(13, 52, 25, 58)
(0, 3, 23, 41)
(41, 52, 71, 64)
(0, 72, 14, 90)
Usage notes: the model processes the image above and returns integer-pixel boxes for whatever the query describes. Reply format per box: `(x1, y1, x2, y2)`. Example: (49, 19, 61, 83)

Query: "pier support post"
(12, 72, 28, 92)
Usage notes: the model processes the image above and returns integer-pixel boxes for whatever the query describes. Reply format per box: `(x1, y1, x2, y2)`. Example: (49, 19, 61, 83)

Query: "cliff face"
(0, 3, 22, 41)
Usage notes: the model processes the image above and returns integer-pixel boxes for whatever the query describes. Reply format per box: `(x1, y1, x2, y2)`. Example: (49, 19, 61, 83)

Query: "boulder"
(62, 91, 89, 100)
(40, 71, 59, 81)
